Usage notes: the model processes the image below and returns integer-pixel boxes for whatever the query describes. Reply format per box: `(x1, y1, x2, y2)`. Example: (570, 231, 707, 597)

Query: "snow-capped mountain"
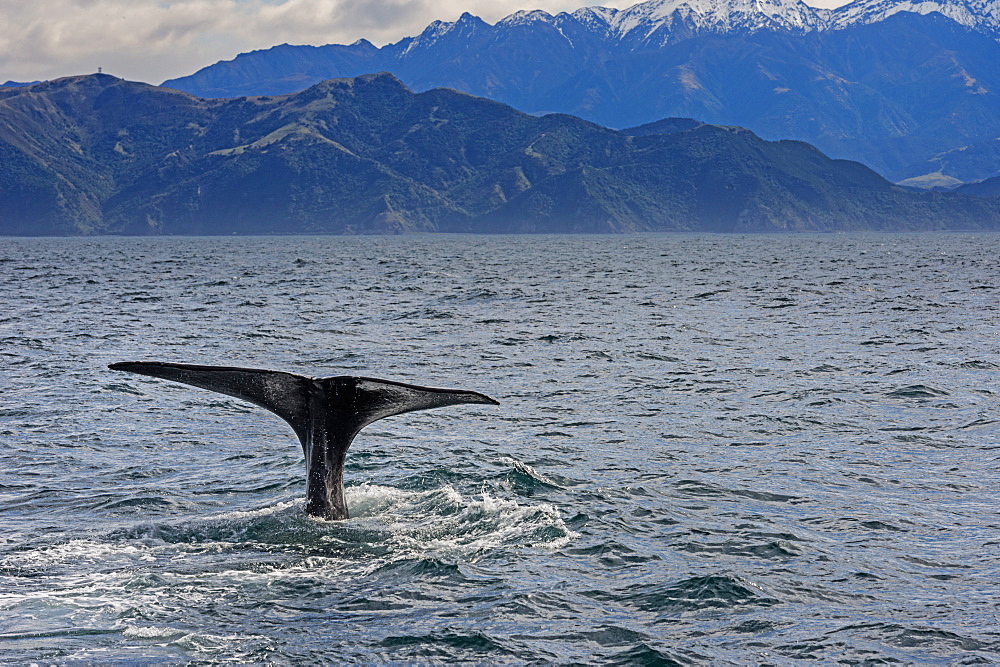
(830, 0, 1000, 32)
(412, 0, 1000, 45)
(608, 0, 827, 41)
(399, 12, 491, 56)
(161, 0, 1000, 187)
(417, 0, 827, 50)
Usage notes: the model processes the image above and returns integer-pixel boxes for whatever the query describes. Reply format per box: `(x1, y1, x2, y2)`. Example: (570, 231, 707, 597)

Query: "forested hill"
(2, 73, 998, 235)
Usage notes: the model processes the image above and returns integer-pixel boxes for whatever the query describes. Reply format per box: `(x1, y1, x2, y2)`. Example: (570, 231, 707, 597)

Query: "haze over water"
(1, 233, 998, 662)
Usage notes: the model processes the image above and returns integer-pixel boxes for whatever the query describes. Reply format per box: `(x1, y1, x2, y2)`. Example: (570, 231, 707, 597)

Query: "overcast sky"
(1, 0, 850, 85)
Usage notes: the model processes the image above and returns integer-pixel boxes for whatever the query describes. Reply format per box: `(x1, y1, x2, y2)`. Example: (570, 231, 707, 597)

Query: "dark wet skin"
(109, 361, 499, 519)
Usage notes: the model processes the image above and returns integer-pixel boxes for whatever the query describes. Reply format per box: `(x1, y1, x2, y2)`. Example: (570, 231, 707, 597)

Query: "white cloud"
(0, 0, 849, 85)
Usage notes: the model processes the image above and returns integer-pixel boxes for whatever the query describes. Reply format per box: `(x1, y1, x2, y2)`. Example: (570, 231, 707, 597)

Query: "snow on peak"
(420, 19, 457, 40)
(498, 9, 556, 27)
(830, 0, 1000, 31)
(611, 0, 827, 36)
(403, 13, 489, 54)
(568, 5, 621, 24)
(401, 19, 458, 55)
(483, 0, 1000, 44)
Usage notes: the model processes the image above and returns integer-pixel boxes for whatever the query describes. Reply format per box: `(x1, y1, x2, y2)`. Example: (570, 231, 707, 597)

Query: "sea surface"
(1, 233, 998, 664)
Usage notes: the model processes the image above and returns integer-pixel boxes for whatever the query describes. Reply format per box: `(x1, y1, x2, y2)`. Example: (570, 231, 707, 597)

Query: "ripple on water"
(2, 234, 999, 663)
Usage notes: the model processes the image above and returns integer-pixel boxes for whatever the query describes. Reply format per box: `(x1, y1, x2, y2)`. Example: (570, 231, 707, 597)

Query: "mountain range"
(161, 0, 1000, 187)
(2, 72, 998, 236)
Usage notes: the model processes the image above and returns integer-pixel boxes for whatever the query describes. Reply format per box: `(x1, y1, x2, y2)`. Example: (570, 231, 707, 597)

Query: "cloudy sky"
(1, 0, 850, 85)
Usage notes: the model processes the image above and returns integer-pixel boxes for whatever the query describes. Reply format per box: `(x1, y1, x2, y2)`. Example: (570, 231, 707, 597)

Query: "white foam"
(500, 456, 560, 486)
(199, 498, 302, 523)
(0, 539, 143, 568)
(122, 625, 182, 639)
(345, 483, 576, 561)
(346, 483, 461, 517)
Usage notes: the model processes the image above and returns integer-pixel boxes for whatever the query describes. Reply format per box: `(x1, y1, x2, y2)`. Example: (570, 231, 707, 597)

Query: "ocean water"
(1, 233, 998, 664)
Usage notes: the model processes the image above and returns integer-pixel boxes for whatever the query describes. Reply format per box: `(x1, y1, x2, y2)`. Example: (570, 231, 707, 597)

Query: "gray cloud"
(0, 0, 847, 85)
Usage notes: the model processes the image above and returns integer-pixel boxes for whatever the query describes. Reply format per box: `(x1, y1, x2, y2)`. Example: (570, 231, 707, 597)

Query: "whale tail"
(109, 361, 497, 439)
(109, 361, 314, 436)
(108, 361, 499, 519)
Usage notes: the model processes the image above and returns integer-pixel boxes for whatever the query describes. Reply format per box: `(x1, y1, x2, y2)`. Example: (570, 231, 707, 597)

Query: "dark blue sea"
(1, 234, 999, 663)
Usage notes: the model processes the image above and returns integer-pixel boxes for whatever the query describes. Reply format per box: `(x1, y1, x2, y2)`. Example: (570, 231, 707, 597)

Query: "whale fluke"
(108, 361, 499, 520)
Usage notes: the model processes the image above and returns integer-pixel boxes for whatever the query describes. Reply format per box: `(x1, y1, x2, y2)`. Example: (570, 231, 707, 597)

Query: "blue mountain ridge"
(161, 0, 1000, 186)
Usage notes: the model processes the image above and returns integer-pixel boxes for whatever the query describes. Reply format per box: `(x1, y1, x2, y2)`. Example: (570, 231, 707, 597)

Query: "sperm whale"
(108, 361, 499, 520)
